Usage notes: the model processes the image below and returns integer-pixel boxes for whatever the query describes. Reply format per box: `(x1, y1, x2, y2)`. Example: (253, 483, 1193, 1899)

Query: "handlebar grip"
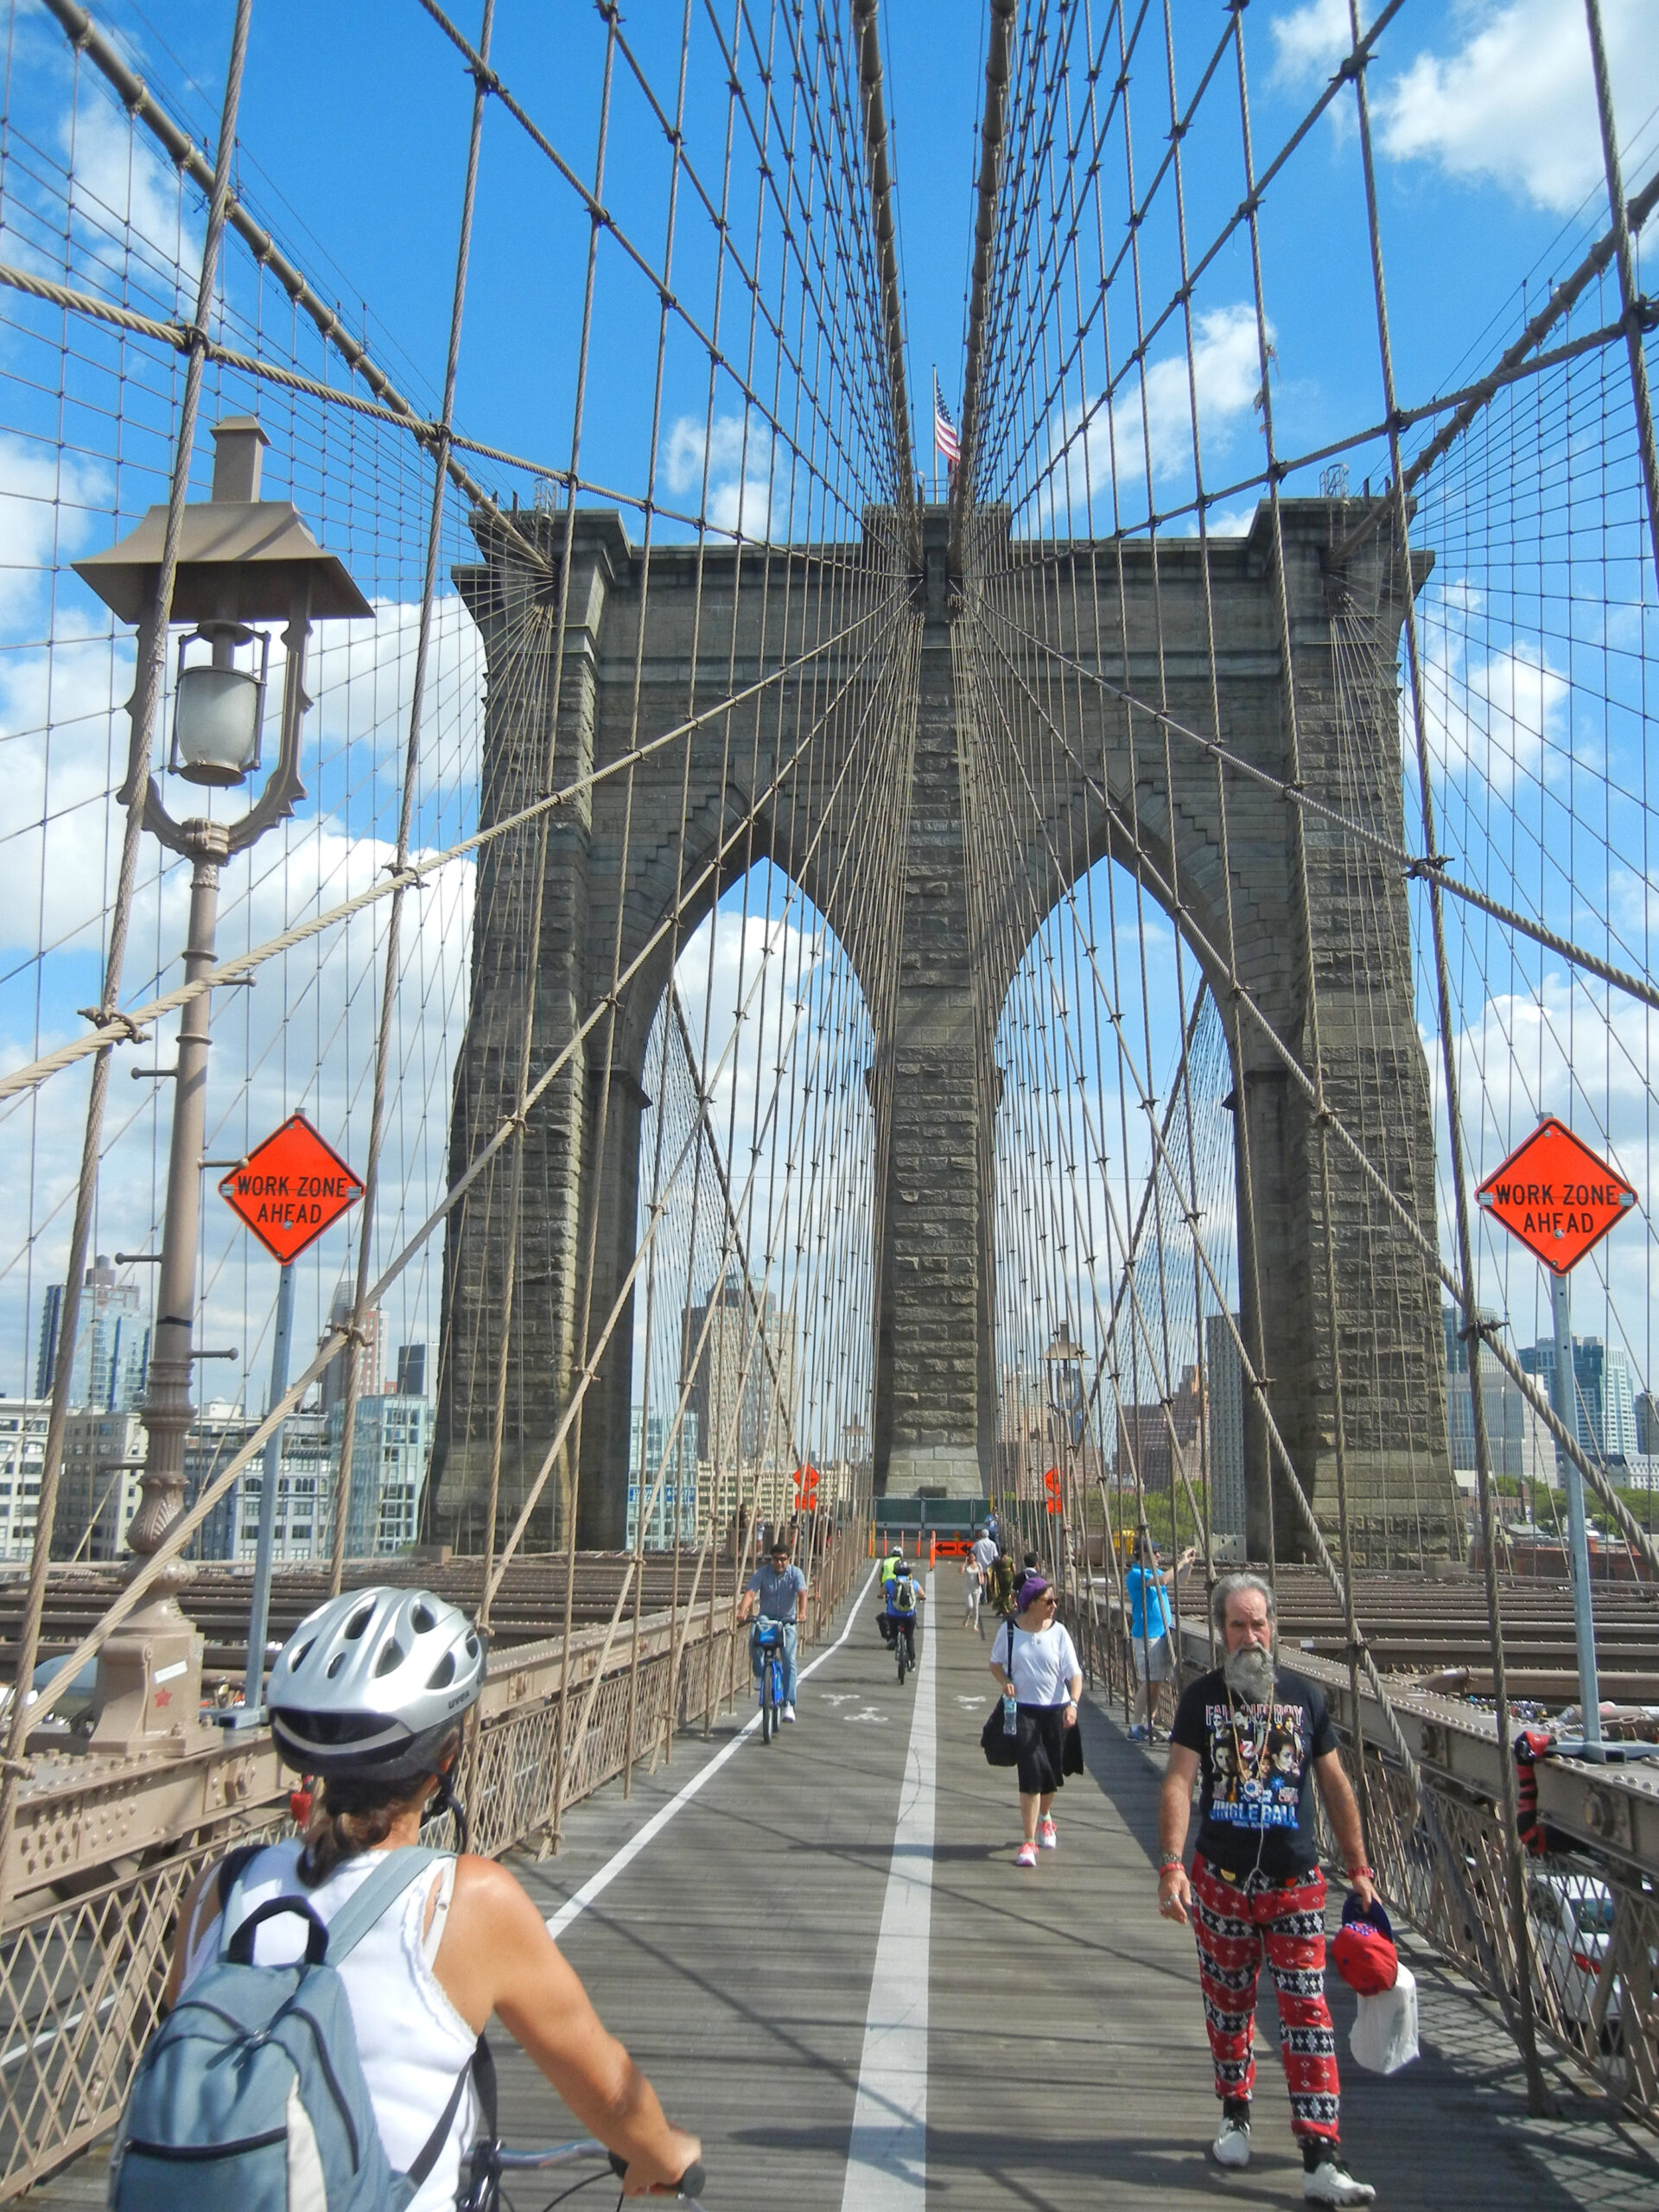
(606, 2152, 708, 2199)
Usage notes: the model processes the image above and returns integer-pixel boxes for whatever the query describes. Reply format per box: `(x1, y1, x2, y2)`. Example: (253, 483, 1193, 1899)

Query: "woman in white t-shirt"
(987, 1575, 1084, 1867)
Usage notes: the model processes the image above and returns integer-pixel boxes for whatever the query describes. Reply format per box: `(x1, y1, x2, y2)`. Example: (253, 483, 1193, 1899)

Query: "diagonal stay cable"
(0, 588, 904, 1103)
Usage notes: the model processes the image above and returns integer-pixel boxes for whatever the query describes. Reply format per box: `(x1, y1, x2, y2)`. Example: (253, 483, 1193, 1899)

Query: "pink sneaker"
(1014, 1841, 1038, 1867)
(1039, 1816, 1058, 1850)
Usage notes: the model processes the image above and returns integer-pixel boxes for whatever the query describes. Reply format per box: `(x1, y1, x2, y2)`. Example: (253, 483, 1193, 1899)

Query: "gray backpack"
(110, 1844, 486, 2211)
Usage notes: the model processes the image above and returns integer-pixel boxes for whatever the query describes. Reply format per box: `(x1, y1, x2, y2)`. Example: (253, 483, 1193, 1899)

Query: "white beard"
(1223, 1643, 1275, 1705)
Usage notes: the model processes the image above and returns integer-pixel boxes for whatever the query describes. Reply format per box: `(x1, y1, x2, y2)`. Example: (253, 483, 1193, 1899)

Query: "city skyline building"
(35, 1257, 149, 1413)
(320, 1283, 386, 1412)
(680, 1273, 798, 1471)
(51, 1411, 146, 1562)
(0, 1401, 49, 1563)
(328, 1392, 433, 1557)
(626, 1404, 699, 1548)
(1518, 1331, 1639, 1463)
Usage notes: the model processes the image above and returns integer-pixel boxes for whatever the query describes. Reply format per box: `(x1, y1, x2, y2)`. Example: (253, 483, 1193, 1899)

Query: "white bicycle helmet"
(267, 1586, 486, 1781)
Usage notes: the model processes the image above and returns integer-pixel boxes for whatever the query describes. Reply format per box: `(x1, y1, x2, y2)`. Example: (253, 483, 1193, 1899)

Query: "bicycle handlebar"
(488, 2136, 707, 2200)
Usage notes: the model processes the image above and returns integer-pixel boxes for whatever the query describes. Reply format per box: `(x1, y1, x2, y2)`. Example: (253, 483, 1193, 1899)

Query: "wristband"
(1347, 1864, 1375, 1881)
(1158, 1857, 1184, 1875)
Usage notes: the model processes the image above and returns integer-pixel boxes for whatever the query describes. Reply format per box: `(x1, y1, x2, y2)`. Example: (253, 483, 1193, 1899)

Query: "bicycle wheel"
(895, 1633, 909, 1686)
(760, 1651, 775, 1742)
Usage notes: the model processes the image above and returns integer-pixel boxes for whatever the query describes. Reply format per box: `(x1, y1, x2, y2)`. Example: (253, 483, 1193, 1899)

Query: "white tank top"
(182, 1840, 479, 2212)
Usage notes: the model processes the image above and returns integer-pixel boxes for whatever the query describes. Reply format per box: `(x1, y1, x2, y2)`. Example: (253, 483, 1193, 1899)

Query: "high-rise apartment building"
(319, 1284, 385, 1412)
(680, 1274, 797, 1470)
(1520, 1332, 1639, 1463)
(35, 1256, 149, 1411)
(0, 1401, 50, 1562)
(395, 1342, 426, 1399)
(327, 1394, 433, 1557)
(52, 1410, 145, 1561)
(188, 1401, 335, 1564)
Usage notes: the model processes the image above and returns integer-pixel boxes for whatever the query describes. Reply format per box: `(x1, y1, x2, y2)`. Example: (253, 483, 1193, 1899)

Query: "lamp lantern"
(171, 620, 269, 785)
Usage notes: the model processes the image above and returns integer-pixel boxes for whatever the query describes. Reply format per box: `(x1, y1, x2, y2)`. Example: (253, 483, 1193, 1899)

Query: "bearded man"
(1157, 1570, 1377, 2208)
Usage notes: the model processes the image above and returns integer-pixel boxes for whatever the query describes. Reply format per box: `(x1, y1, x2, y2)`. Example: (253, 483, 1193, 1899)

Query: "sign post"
(1477, 1116, 1638, 1763)
(219, 1113, 363, 1719)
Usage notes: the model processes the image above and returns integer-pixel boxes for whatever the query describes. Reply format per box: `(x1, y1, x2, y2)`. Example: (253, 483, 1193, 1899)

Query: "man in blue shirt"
(1123, 1538, 1193, 1739)
(738, 1537, 808, 1722)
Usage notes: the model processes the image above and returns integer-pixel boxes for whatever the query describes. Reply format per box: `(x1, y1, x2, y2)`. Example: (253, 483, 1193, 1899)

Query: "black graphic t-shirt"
(1170, 1666, 1338, 1878)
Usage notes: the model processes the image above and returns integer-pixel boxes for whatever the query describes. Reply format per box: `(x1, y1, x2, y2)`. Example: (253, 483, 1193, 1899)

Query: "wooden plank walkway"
(25, 1572, 1659, 2207)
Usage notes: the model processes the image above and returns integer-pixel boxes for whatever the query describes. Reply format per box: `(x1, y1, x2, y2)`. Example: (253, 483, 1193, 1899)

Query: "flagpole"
(931, 365, 939, 505)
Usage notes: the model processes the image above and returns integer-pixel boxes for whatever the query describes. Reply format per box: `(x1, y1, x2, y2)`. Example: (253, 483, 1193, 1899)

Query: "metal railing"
(0, 1525, 866, 2197)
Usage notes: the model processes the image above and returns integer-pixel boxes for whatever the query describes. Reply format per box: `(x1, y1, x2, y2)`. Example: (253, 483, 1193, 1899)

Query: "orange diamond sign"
(1476, 1116, 1637, 1276)
(219, 1112, 364, 1264)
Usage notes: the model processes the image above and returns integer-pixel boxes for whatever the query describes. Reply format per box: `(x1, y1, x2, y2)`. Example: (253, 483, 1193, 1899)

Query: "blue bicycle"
(751, 1618, 786, 1743)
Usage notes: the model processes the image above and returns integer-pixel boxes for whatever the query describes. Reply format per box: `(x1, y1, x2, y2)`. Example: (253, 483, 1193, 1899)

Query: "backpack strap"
(322, 1846, 445, 1965)
(404, 2032, 493, 2192)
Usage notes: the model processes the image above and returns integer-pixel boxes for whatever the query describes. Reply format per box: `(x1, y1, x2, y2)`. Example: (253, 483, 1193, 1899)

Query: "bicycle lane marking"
(838, 1569, 936, 2212)
(544, 1566, 879, 1941)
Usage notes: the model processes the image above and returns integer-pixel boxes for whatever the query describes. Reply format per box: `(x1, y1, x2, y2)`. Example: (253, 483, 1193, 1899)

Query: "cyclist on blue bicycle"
(737, 1535, 807, 1723)
(879, 1556, 925, 1666)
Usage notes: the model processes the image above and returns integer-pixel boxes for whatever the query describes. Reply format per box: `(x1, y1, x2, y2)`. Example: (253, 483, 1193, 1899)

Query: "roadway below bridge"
(27, 1571, 1659, 2210)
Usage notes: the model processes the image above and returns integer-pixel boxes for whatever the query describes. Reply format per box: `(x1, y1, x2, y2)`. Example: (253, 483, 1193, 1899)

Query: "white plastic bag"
(1349, 1962, 1420, 2074)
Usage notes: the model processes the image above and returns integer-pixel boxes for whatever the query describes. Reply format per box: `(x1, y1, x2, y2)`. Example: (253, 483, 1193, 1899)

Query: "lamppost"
(1042, 1325, 1090, 1588)
(75, 418, 368, 1752)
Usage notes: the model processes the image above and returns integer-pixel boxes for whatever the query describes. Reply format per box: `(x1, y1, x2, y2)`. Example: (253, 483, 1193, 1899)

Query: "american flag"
(933, 372, 960, 465)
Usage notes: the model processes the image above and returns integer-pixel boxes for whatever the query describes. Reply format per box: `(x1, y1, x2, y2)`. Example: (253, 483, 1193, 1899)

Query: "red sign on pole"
(219, 1111, 364, 1264)
(1475, 1116, 1637, 1275)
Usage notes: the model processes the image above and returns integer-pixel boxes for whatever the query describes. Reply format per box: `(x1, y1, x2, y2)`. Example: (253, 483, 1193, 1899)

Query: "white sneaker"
(1302, 2160, 1375, 2207)
(1211, 2118, 1250, 2170)
(782, 1704, 797, 1723)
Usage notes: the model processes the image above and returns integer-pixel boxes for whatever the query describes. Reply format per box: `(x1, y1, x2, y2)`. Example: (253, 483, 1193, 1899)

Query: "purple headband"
(1018, 1575, 1052, 1608)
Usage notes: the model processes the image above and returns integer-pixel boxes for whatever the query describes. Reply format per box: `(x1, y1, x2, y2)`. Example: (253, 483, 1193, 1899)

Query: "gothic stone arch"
(429, 499, 1456, 1560)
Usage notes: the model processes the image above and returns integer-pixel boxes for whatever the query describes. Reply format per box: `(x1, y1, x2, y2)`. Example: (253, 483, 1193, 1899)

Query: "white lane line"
(546, 1566, 879, 1940)
(839, 1571, 935, 2212)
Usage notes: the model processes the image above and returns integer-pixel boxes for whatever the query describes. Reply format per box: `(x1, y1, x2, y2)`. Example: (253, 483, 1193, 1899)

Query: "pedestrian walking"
(961, 1554, 984, 1635)
(1156, 1569, 1376, 2207)
(988, 1576, 1083, 1868)
(985, 1548, 1016, 1623)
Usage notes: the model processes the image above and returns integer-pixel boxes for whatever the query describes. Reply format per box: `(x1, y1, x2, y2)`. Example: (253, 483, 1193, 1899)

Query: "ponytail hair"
(295, 1731, 461, 1886)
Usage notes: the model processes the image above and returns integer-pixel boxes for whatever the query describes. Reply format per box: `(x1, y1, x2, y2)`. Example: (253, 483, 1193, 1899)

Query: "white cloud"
(661, 412, 776, 541)
(1044, 304, 1267, 523)
(1271, 0, 1352, 86)
(1415, 622, 1567, 797)
(1273, 0, 1659, 216)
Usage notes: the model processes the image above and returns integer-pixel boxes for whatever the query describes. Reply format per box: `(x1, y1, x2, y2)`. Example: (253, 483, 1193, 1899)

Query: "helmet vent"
(412, 1603, 436, 1633)
(373, 1640, 405, 1678)
(428, 1651, 456, 1690)
(289, 1640, 314, 1672)
(465, 1635, 479, 1659)
(327, 1652, 347, 1679)
(344, 1606, 374, 1641)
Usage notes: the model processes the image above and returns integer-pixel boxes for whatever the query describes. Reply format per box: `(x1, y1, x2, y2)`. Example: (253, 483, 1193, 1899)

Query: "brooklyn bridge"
(0, 0, 1654, 2203)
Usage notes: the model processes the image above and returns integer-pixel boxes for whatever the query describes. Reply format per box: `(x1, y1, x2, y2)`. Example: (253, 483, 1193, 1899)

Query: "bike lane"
(506, 1570, 929, 2212)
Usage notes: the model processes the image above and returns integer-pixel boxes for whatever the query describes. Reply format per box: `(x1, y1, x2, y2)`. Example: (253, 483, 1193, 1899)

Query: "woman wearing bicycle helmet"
(162, 1587, 699, 2206)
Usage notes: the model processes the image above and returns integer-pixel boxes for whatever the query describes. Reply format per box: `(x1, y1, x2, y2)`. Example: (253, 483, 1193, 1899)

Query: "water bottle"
(1001, 1630, 1018, 1735)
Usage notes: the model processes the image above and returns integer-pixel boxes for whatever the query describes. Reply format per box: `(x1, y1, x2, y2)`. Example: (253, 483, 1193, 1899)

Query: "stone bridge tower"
(428, 498, 1457, 1560)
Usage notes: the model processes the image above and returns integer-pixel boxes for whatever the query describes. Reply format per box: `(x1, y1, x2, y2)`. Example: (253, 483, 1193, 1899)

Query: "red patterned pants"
(1191, 1853, 1340, 2140)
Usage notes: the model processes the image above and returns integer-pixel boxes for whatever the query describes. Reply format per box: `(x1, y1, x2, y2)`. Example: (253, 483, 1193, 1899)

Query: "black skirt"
(1014, 1702, 1083, 1795)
